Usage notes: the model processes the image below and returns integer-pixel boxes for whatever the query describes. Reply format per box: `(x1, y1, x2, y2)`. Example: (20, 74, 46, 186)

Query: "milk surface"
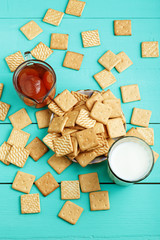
(109, 141, 152, 182)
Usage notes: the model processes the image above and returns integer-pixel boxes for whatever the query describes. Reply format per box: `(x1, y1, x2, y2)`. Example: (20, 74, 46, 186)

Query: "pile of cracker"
(43, 89, 126, 167)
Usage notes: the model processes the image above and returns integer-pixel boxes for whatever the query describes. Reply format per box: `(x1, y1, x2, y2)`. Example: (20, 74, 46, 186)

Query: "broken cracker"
(153, 150, 159, 163)
(20, 20, 43, 40)
(5, 51, 25, 72)
(48, 154, 72, 174)
(12, 171, 35, 194)
(26, 137, 48, 161)
(9, 108, 32, 129)
(63, 51, 84, 70)
(31, 42, 53, 61)
(61, 180, 80, 199)
(94, 69, 116, 89)
(43, 8, 64, 26)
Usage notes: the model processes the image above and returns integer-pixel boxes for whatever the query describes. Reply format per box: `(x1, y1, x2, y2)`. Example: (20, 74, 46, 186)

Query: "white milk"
(109, 138, 153, 182)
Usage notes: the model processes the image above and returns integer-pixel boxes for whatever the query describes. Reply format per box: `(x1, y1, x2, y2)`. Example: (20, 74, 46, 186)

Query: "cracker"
(76, 128, 98, 152)
(115, 52, 133, 73)
(103, 99, 122, 118)
(43, 132, 60, 151)
(136, 127, 154, 146)
(26, 137, 48, 161)
(31, 42, 53, 61)
(71, 91, 88, 102)
(7, 128, 30, 148)
(79, 172, 101, 193)
(65, 0, 86, 17)
(58, 201, 83, 225)
(54, 89, 78, 112)
(62, 128, 77, 136)
(20, 20, 43, 40)
(86, 92, 103, 111)
(6, 145, 29, 168)
(65, 110, 79, 127)
(53, 134, 73, 157)
(43, 8, 64, 26)
(9, 108, 32, 129)
(36, 109, 51, 129)
(81, 30, 100, 48)
(48, 154, 72, 174)
(94, 69, 116, 89)
(67, 137, 78, 158)
(102, 89, 117, 100)
(106, 118, 126, 138)
(50, 33, 68, 50)
(0, 83, 4, 99)
(93, 122, 105, 134)
(131, 108, 152, 127)
(61, 181, 80, 199)
(120, 84, 140, 103)
(89, 191, 110, 211)
(141, 41, 159, 58)
(153, 150, 159, 163)
(35, 172, 59, 196)
(76, 109, 96, 128)
(76, 151, 97, 167)
(94, 142, 109, 157)
(48, 101, 65, 116)
(21, 193, 40, 214)
(48, 116, 68, 133)
(74, 103, 88, 112)
(90, 101, 112, 125)
(12, 171, 35, 194)
(0, 142, 11, 165)
(107, 138, 115, 149)
(5, 51, 25, 72)
(114, 20, 131, 36)
(98, 50, 120, 71)
(0, 101, 10, 121)
(63, 51, 84, 70)
(126, 127, 144, 140)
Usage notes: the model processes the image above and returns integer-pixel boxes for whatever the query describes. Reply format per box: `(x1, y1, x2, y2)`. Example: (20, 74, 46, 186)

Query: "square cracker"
(76, 151, 97, 167)
(48, 101, 65, 116)
(90, 101, 112, 125)
(106, 118, 126, 138)
(98, 50, 120, 71)
(81, 30, 100, 48)
(48, 116, 68, 133)
(26, 137, 48, 161)
(0, 83, 4, 99)
(107, 138, 115, 149)
(50, 33, 68, 50)
(31, 42, 53, 61)
(20, 20, 43, 40)
(9, 108, 32, 129)
(76, 128, 98, 152)
(86, 92, 103, 111)
(0, 142, 11, 165)
(76, 109, 96, 128)
(79, 172, 101, 193)
(21, 193, 40, 214)
(63, 51, 84, 70)
(131, 108, 152, 127)
(115, 51, 133, 73)
(141, 41, 159, 58)
(61, 181, 80, 200)
(102, 89, 117, 100)
(35, 172, 59, 196)
(126, 127, 144, 140)
(54, 89, 78, 112)
(120, 84, 140, 103)
(6, 145, 29, 168)
(103, 99, 122, 118)
(43, 8, 64, 26)
(65, 110, 79, 127)
(93, 122, 105, 134)
(65, 0, 86, 17)
(89, 191, 110, 211)
(71, 91, 88, 102)
(53, 134, 73, 157)
(43, 132, 60, 151)
(12, 171, 35, 194)
(5, 51, 25, 72)
(114, 20, 131, 36)
(153, 150, 159, 163)
(0, 101, 10, 121)
(136, 127, 154, 146)
(94, 69, 116, 89)
(36, 109, 51, 129)
(48, 154, 72, 174)
(7, 128, 30, 148)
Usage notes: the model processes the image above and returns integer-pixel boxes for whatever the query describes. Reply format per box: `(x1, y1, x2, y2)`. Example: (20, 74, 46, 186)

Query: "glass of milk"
(107, 136, 154, 186)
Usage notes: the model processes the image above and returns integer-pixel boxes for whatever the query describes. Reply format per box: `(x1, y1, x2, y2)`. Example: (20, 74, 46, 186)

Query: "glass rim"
(12, 59, 56, 104)
(107, 136, 154, 184)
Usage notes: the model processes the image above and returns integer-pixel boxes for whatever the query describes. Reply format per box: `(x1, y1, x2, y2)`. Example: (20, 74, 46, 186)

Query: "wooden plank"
(0, 0, 160, 19)
(0, 184, 159, 239)
(0, 123, 159, 183)
(0, 19, 160, 123)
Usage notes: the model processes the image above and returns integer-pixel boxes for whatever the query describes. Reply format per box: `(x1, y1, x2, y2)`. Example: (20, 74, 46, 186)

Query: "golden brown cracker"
(20, 20, 43, 40)
(0, 83, 4, 99)
(98, 50, 120, 71)
(76, 151, 97, 167)
(0, 101, 10, 121)
(48, 154, 72, 174)
(79, 172, 101, 193)
(48, 116, 68, 133)
(31, 42, 53, 61)
(9, 108, 32, 129)
(131, 108, 152, 127)
(86, 92, 103, 111)
(5, 51, 25, 72)
(103, 99, 122, 118)
(65, 0, 86, 17)
(94, 69, 116, 89)
(89, 191, 110, 211)
(115, 51, 133, 73)
(71, 91, 88, 102)
(136, 127, 154, 146)
(141, 41, 159, 58)
(61, 181, 80, 199)
(53, 134, 73, 157)
(90, 101, 112, 125)
(43, 8, 64, 26)
(81, 30, 100, 48)
(48, 101, 65, 116)
(120, 84, 140, 103)
(7, 128, 30, 148)
(26, 137, 48, 161)
(6, 145, 29, 168)
(63, 51, 84, 70)
(76, 128, 98, 151)
(50, 33, 68, 50)
(0, 142, 11, 165)
(65, 110, 79, 127)
(36, 109, 51, 129)
(12, 171, 35, 194)
(153, 150, 159, 163)
(76, 109, 96, 128)
(102, 89, 117, 100)
(106, 118, 126, 138)
(21, 193, 40, 214)
(114, 20, 131, 36)
(43, 132, 60, 151)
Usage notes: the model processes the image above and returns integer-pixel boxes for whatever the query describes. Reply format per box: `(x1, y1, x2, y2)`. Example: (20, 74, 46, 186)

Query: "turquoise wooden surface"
(0, 0, 160, 239)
